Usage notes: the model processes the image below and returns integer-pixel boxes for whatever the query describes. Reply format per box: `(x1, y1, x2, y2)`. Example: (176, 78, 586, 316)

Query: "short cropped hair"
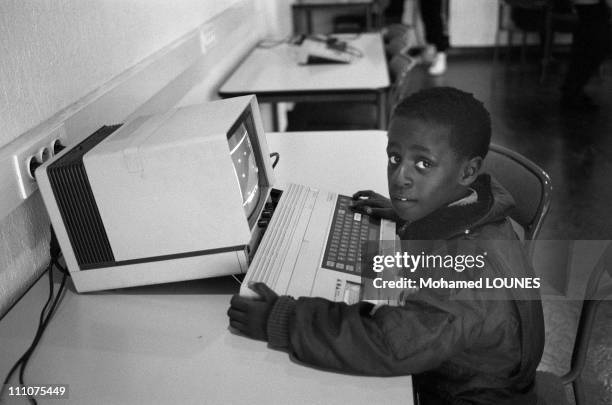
(392, 87, 491, 159)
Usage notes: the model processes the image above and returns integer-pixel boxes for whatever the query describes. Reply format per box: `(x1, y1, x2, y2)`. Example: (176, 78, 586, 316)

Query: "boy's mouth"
(392, 196, 417, 203)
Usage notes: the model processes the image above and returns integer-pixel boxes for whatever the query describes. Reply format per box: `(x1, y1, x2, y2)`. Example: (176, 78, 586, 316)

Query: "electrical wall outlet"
(12, 124, 67, 200)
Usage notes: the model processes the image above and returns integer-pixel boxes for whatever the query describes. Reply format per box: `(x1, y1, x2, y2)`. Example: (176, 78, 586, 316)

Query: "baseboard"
(447, 44, 573, 59)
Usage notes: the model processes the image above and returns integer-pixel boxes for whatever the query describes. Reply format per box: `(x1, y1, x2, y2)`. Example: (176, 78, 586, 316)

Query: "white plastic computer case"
(36, 95, 275, 292)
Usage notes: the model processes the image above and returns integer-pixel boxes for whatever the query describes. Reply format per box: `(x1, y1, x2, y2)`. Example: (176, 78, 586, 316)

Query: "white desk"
(219, 33, 390, 130)
(0, 131, 414, 405)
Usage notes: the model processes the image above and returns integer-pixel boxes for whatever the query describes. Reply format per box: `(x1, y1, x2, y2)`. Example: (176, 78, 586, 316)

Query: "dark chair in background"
(385, 34, 412, 58)
(383, 23, 413, 42)
(387, 52, 416, 113)
(494, 0, 578, 81)
(333, 0, 390, 33)
(494, 0, 548, 66)
(381, 0, 421, 57)
(540, 0, 579, 81)
(381, 0, 421, 49)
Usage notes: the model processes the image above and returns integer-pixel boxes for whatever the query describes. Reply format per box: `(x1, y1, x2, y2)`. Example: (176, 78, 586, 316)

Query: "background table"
(0, 131, 414, 405)
(219, 33, 390, 130)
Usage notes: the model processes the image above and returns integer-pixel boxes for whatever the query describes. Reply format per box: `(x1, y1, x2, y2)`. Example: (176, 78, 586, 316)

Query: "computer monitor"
(36, 95, 276, 292)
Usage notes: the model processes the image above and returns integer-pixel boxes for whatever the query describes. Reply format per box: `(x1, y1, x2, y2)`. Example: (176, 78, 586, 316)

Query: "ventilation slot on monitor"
(47, 125, 122, 269)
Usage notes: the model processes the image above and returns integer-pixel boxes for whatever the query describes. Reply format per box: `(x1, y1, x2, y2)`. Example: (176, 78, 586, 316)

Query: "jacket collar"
(397, 174, 515, 240)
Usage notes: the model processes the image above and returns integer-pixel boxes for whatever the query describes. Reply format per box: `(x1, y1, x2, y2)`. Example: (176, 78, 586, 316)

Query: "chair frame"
(560, 242, 612, 405)
(487, 143, 553, 242)
(387, 52, 417, 117)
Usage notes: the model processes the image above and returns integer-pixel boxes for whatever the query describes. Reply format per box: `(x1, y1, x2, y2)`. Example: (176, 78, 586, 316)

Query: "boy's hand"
(350, 190, 397, 221)
(227, 282, 278, 341)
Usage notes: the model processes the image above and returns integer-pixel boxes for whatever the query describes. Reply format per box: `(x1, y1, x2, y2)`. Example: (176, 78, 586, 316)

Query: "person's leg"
(419, 0, 449, 52)
(561, 1, 611, 108)
(419, 0, 449, 75)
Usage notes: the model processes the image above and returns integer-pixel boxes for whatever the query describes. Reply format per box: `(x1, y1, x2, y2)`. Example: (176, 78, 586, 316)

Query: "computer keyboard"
(246, 183, 318, 287)
(244, 185, 381, 294)
(322, 195, 380, 275)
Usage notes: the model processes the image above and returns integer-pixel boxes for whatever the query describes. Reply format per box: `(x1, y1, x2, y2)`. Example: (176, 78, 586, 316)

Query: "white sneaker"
(428, 52, 447, 76)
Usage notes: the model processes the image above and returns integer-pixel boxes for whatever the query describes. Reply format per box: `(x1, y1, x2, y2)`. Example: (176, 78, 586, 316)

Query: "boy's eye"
(415, 160, 432, 170)
(388, 155, 400, 165)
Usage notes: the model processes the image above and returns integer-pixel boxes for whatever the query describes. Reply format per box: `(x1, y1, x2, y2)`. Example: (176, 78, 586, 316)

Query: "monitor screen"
(228, 121, 261, 220)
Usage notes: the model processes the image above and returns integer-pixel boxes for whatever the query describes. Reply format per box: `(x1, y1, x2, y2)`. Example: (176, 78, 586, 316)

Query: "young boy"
(228, 87, 545, 405)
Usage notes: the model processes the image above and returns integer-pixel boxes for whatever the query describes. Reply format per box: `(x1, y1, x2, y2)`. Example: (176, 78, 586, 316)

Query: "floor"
(288, 51, 612, 404)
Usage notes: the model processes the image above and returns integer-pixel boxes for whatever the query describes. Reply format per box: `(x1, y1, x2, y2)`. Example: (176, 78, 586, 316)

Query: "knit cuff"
(267, 296, 296, 349)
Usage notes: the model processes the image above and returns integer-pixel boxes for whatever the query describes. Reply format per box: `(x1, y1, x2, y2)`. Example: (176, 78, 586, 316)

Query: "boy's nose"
(390, 164, 413, 187)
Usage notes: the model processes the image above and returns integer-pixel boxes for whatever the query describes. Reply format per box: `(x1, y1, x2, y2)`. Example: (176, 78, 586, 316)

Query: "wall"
(449, 0, 499, 46)
(449, 0, 570, 47)
(0, 0, 274, 317)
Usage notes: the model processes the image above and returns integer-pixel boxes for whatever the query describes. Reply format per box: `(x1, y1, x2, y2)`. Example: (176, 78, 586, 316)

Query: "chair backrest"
(387, 52, 415, 114)
(384, 35, 411, 58)
(382, 23, 411, 43)
(483, 144, 552, 240)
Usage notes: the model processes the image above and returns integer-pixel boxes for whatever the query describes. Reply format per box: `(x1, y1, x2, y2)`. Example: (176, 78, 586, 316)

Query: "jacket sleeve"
(267, 289, 487, 376)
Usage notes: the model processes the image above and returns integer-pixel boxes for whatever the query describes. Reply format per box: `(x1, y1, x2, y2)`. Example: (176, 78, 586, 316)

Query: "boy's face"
(386, 117, 473, 222)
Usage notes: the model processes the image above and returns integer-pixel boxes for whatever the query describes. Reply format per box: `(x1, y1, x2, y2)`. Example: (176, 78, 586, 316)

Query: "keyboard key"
(322, 195, 381, 275)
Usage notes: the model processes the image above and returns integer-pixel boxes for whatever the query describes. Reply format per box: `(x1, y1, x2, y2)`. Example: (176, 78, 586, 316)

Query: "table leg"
(271, 102, 279, 132)
(307, 10, 313, 35)
(292, 8, 299, 35)
(377, 92, 387, 130)
(366, 5, 373, 31)
(376, 5, 385, 29)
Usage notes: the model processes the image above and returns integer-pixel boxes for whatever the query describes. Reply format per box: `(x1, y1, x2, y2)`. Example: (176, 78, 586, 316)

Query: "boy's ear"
(459, 156, 483, 186)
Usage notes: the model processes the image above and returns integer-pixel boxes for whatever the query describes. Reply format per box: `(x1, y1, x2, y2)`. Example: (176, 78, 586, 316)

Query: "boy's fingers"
(350, 199, 370, 208)
(227, 308, 248, 324)
(350, 199, 387, 209)
(352, 190, 376, 200)
(351, 202, 394, 216)
(350, 204, 373, 215)
(229, 319, 246, 332)
(367, 207, 395, 219)
(230, 295, 252, 311)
